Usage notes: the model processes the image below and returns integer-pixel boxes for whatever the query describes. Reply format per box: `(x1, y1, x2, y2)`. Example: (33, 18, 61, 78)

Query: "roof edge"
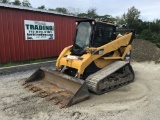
(0, 3, 84, 19)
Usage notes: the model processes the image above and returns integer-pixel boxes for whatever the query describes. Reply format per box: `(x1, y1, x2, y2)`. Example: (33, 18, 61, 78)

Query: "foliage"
(12, 0, 21, 5)
(77, 13, 88, 18)
(48, 7, 69, 14)
(67, 7, 80, 16)
(140, 29, 153, 40)
(96, 14, 116, 22)
(54, 7, 69, 14)
(153, 36, 160, 48)
(38, 5, 46, 10)
(86, 8, 98, 19)
(22, 0, 32, 7)
(140, 19, 160, 45)
(0, 0, 10, 3)
(117, 6, 141, 32)
(125, 6, 141, 28)
(77, 7, 98, 19)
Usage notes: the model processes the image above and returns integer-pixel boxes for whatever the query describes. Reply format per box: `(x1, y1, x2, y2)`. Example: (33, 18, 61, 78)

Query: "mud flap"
(22, 68, 89, 108)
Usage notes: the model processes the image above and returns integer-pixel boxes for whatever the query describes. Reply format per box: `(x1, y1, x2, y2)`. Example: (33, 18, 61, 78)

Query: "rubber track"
(86, 61, 134, 94)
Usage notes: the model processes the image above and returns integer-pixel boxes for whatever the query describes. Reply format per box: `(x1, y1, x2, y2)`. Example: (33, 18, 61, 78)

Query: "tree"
(54, 7, 69, 14)
(38, 5, 46, 10)
(49, 7, 80, 16)
(149, 20, 160, 34)
(125, 6, 141, 28)
(117, 6, 141, 31)
(67, 7, 80, 16)
(22, 0, 32, 7)
(140, 29, 153, 40)
(87, 8, 98, 19)
(12, 0, 21, 5)
(96, 14, 115, 22)
(77, 8, 98, 19)
(77, 13, 88, 18)
(115, 16, 126, 28)
(0, 0, 10, 3)
(48, 8, 55, 11)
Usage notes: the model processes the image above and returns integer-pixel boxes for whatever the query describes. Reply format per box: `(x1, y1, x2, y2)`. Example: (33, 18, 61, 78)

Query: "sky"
(12, 0, 160, 21)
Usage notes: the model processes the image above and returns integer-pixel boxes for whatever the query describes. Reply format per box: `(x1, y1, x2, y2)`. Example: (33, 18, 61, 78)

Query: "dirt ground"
(0, 61, 160, 120)
(132, 39, 160, 63)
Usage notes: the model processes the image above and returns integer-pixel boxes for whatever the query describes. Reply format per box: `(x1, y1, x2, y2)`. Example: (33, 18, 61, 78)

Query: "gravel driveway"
(0, 61, 160, 120)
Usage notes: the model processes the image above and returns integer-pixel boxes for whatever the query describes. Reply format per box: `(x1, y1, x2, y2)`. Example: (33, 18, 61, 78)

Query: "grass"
(0, 57, 57, 68)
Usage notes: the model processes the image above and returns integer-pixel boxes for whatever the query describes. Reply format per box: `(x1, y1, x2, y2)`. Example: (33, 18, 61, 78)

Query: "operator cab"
(72, 20, 116, 55)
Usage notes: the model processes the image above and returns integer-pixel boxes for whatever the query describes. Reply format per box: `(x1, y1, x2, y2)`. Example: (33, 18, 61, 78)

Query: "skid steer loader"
(23, 20, 135, 108)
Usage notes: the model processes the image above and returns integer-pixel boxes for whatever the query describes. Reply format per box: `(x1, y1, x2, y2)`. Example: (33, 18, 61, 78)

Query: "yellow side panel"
(56, 33, 133, 75)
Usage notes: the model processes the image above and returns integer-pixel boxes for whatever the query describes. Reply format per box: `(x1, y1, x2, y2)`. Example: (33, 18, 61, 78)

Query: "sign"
(24, 20, 55, 40)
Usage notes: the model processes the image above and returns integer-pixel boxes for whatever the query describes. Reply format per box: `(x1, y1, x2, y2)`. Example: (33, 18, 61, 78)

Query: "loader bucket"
(22, 68, 89, 108)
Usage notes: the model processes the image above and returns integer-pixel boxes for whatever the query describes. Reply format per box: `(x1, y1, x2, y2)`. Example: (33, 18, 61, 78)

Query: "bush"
(156, 43, 160, 48)
(155, 37, 160, 48)
(140, 29, 160, 47)
(140, 29, 153, 40)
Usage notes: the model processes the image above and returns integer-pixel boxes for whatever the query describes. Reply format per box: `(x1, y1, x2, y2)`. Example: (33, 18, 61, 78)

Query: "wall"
(0, 7, 80, 63)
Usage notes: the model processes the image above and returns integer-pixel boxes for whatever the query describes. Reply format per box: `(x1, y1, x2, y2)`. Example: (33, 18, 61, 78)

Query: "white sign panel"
(24, 20, 55, 40)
